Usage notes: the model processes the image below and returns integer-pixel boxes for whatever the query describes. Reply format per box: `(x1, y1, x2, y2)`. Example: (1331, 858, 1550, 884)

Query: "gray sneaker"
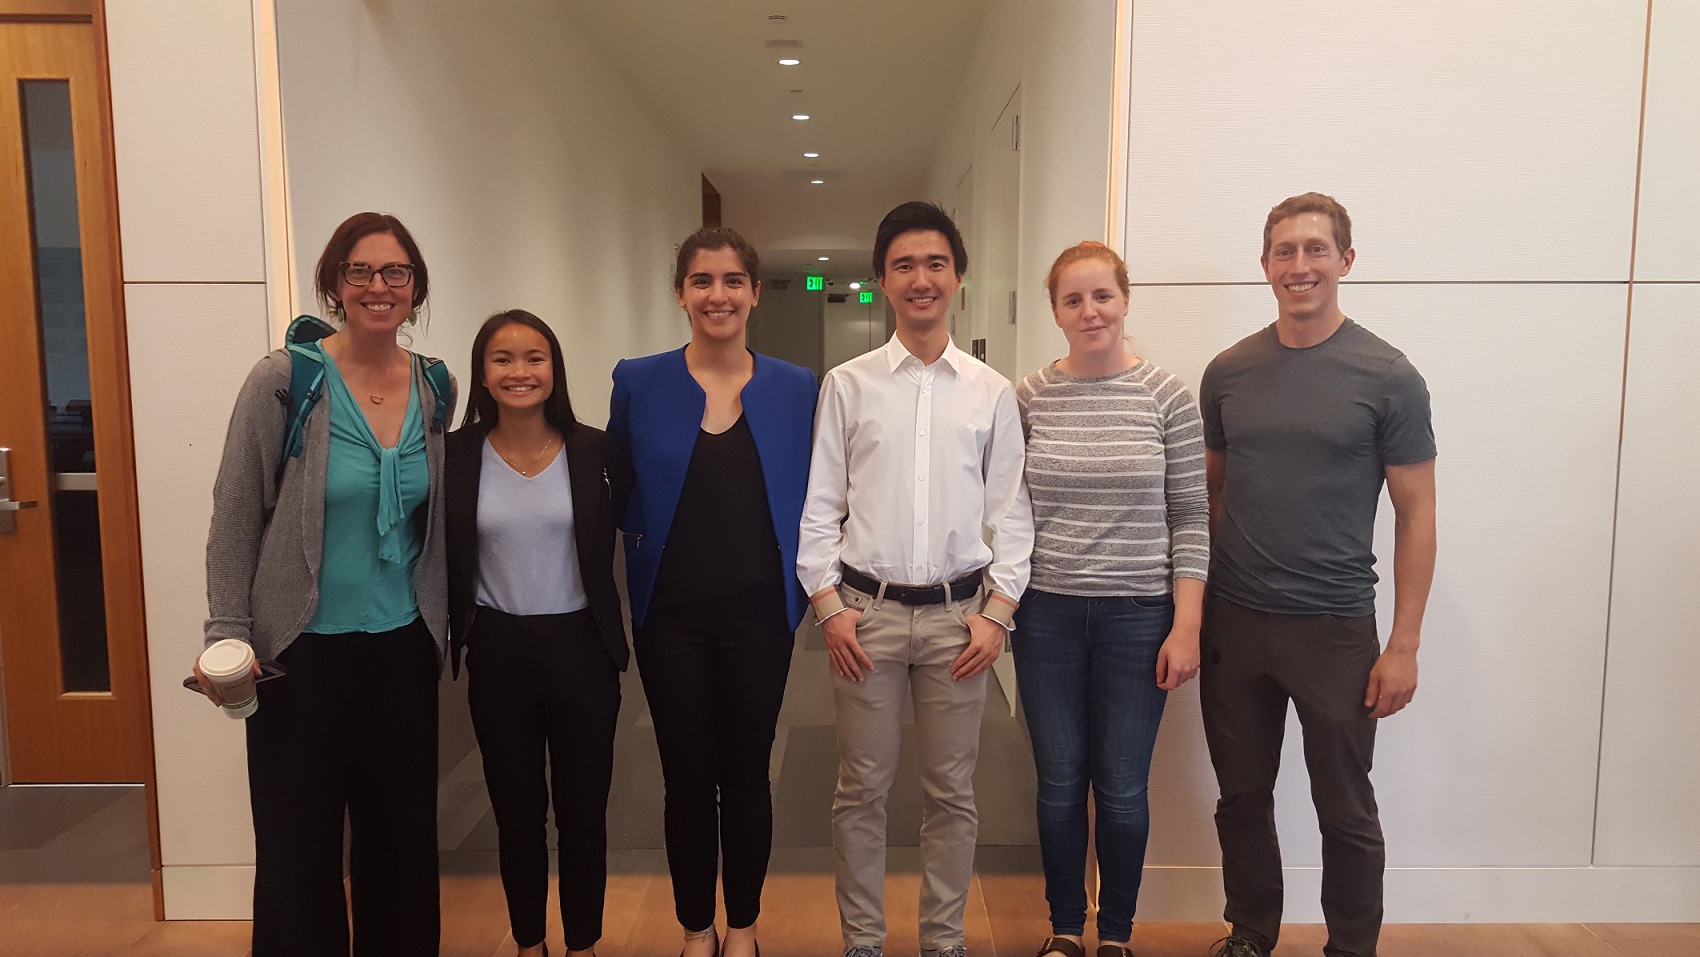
(923, 947, 967, 957)
(844, 947, 882, 957)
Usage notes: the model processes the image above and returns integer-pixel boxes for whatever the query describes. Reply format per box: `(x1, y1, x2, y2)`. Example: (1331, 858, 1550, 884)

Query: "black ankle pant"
(246, 620, 440, 957)
(1201, 594, 1385, 957)
(467, 606, 622, 952)
(635, 589, 794, 932)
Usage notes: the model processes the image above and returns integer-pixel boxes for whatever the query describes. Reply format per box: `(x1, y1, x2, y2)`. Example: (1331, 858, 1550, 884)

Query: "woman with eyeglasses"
(608, 227, 816, 957)
(198, 211, 453, 956)
(446, 310, 627, 957)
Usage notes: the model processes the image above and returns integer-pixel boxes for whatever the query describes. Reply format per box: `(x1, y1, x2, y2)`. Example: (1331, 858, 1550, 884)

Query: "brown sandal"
(1096, 945, 1135, 957)
(1035, 938, 1087, 957)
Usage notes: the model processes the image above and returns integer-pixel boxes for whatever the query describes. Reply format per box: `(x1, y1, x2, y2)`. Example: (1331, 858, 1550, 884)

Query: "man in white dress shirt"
(798, 201, 1034, 957)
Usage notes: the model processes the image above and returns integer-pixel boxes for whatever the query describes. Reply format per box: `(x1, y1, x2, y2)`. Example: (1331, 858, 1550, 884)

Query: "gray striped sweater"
(1015, 359, 1209, 596)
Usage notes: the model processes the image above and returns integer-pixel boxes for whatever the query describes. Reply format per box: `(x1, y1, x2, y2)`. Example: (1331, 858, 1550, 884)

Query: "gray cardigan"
(204, 348, 454, 665)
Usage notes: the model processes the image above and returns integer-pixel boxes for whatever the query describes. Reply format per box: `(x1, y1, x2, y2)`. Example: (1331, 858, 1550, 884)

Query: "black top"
(445, 421, 629, 677)
(653, 414, 783, 607)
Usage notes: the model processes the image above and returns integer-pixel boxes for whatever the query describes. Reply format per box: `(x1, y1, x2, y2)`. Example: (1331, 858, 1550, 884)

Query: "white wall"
(1594, 0, 1700, 869)
(925, 0, 1118, 381)
(1112, 0, 1700, 921)
(276, 0, 702, 427)
(115, 0, 701, 919)
(106, 0, 275, 920)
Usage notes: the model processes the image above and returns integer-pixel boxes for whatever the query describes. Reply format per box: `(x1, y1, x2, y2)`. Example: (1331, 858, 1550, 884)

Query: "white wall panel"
(105, 0, 265, 283)
(1632, 1, 1700, 281)
(1135, 283, 1624, 867)
(127, 283, 270, 869)
(1120, 1, 1645, 284)
(1595, 283, 1700, 866)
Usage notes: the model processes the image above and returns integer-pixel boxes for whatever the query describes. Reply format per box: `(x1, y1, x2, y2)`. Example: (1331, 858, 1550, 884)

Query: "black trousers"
(635, 588, 794, 932)
(467, 606, 622, 951)
(246, 619, 440, 957)
(1200, 594, 1385, 957)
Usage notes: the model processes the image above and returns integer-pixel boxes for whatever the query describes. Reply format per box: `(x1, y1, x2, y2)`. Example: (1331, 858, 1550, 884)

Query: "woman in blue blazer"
(607, 227, 815, 957)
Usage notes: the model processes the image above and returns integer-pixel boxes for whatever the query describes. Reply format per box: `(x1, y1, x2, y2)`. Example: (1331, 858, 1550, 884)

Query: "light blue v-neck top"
(306, 346, 429, 634)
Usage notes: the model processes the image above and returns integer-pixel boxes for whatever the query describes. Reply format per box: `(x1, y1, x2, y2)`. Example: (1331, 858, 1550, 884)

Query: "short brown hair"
(1262, 192, 1352, 258)
(673, 227, 761, 291)
(314, 212, 429, 317)
(1045, 241, 1130, 305)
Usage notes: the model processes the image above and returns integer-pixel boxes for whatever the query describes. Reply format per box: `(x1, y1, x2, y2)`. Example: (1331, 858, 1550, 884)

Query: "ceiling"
(563, 0, 989, 192)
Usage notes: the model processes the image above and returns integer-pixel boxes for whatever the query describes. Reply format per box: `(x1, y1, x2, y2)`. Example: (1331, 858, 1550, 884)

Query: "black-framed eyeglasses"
(340, 262, 415, 287)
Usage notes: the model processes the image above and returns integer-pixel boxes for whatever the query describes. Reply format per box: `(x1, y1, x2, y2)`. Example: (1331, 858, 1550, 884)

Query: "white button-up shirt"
(798, 334, 1033, 604)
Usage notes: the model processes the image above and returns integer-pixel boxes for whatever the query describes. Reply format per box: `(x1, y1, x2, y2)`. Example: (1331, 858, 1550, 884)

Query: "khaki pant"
(832, 582, 988, 951)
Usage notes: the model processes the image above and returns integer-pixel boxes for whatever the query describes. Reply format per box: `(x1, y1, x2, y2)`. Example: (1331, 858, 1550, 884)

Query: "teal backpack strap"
(417, 354, 453, 433)
(275, 315, 337, 482)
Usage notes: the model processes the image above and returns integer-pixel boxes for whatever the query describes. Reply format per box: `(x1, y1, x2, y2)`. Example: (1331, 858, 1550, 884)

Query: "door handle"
(0, 447, 38, 533)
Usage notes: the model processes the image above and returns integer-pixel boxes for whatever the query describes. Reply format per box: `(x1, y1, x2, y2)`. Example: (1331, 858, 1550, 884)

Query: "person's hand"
(192, 659, 260, 705)
(1364, 646, 1418, 718)
(951, 615, 1005, 681)
(823, 609, 873, 681)
(1155, 627, 1200, 690)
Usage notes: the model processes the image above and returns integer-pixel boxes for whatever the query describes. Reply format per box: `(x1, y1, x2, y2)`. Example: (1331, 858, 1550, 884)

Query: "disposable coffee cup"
(199, 639, 259, 719)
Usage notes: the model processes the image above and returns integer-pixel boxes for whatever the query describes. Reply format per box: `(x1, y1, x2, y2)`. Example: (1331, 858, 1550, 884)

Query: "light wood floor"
(5, 629, 1694, 955)
(2, 865, 1695, 957)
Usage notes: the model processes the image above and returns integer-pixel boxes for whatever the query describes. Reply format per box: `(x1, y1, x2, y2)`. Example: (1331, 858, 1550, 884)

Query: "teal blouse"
(306, 346, 429, 634)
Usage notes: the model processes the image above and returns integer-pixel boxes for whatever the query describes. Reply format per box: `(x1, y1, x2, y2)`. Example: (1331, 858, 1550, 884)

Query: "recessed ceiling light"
(810, 179, 825, 185)
(778, 58, 801, 66)
(818, 256, 830, 261)
(792, 114, 810, 121)
(803, 152, 820, 158)
(849, 281, 861, 290)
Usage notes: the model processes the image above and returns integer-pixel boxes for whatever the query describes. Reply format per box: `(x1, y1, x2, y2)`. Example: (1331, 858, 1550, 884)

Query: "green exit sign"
(859, 291, 874, 304)
(806, 275, 824, 291)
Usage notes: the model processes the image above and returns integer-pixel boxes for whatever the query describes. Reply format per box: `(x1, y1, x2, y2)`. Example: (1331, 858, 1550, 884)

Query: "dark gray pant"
(1200, 594, 1384, 957)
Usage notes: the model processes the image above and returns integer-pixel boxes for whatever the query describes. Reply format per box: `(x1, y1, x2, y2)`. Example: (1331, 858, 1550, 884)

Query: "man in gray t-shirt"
(1198, 194, 1437, 957)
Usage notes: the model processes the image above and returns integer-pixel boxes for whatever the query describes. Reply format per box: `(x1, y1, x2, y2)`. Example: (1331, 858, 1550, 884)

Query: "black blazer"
(445, 420, 628, 677)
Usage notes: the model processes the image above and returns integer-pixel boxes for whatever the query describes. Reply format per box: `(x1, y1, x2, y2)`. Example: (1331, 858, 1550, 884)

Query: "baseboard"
(160, 864, 253, 920)
(1135, 865, 1700, 922)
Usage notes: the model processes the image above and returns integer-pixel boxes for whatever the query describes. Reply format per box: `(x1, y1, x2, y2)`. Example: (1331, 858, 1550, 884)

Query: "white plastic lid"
(199, 639, 255, 678)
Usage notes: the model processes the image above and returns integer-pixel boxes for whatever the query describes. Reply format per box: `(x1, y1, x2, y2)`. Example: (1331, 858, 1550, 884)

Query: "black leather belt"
(841, 567, 982, 607)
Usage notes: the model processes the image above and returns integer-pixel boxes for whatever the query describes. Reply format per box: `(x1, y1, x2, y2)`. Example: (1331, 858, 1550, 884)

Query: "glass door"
(0, 12, 151, 783)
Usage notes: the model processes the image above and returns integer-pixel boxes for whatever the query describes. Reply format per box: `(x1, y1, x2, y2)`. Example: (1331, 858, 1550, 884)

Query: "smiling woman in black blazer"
(446, 309, 626, 957)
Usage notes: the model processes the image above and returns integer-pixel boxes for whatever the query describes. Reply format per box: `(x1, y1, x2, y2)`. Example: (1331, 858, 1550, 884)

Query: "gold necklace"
(358, 352, 405, 405)
(493, 433, 558, 477)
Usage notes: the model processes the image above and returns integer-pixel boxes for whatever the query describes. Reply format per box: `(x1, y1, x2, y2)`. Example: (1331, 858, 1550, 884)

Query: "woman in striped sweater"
(1012, 241, 1209, 957)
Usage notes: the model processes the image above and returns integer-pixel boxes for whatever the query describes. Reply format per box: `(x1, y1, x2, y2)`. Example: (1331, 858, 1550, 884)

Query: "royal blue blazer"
(607, 347, 817, 630)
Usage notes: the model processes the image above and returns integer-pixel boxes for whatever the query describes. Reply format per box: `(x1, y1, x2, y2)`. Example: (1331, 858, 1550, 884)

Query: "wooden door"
(0, 8, 152, 783)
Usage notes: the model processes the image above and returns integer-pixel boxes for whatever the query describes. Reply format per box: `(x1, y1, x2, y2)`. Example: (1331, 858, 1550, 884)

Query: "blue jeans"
(1013, 589, 1173, 942)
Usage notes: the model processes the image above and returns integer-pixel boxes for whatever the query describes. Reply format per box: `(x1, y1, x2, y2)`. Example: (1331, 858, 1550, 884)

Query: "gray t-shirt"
(1200, 317, 1435, 616)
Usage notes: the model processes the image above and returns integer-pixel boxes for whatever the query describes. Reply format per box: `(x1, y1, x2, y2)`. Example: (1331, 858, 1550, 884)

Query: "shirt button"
(919, 430, 927, 436)
(918, 475, 926, 482)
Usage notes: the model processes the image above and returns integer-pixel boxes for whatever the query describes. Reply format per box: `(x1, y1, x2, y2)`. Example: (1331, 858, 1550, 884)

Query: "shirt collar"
(882, 333, 966, 375)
